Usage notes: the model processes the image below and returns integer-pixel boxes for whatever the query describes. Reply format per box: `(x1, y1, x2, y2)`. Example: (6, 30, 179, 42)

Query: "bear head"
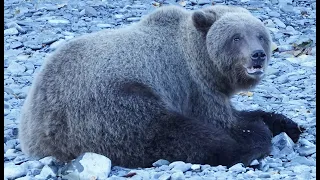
(192, 7, 272, 92)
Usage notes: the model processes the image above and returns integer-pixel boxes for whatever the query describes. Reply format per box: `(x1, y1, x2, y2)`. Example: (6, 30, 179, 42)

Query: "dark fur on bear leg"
(146, 112, 272, 167)
(234, 110, 303, 143)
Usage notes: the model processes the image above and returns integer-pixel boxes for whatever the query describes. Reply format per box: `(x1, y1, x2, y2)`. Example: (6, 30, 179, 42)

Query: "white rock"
(114, 14, 124, 19)
(35, 165, 57, 179)
(97, 23, 113, 28)
(273, 18, 286, 28)
(158, 173, 171, 180)
(191, 164, 201, 170)
(4, 163, 27, 179)
(15, 176, 34, 180)
(171, 171, 185, 180)
(6, 62, 26, 75)
(229, 163, 246, 173)
(39, 156, 55, 165)
(61, 152, 111, 180)
(264, 19, 276, 28)
(169, 161, 191, 172)
(153, 159, 170, 167)
(250, 159, 259, 166)
(290, 165, 311, 173)
(198, 0, 211, 5)
(4, 28, 19, 36)
(50, 39, 66, 50)
(48, 19, 70, 24)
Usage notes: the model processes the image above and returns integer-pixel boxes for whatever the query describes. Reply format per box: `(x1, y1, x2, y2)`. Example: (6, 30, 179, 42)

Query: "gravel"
(4, 0, 316, 179)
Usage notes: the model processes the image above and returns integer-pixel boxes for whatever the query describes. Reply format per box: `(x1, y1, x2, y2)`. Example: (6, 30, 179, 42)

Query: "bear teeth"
(246, 66, 264, 74)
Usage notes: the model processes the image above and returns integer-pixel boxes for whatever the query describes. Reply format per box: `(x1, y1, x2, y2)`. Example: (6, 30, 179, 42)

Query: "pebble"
(84, 6, 98, 17)
(48, 19, 70, 24)
(171, 171, 185, 180)
(258, 172, 271, 178)
(97, 23, 113, 28)
(6, 62, 26, 75)
(4, 27, 19, 36)
(268, 11, 280, 17)
(39, 156, 55, 166)
(273, 18, 286, 28)
(191, 164, 201, 170)
(229, 163, 246, 173)
(158, 173, 171, 180)
(197, 0, 211, 5)
(35, 165, 58, 179)
(153, 159, 170, 167)
(10, 41, 24, 49)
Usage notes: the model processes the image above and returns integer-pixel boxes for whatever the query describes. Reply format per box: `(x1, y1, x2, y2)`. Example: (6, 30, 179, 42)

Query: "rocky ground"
(4, 0, 316, 179)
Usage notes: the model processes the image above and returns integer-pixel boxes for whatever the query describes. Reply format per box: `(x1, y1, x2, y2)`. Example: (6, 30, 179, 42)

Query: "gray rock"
(4, 28, 19, 36)
(198, 0, 211, 5)
(289, 156, 316, 166)
(35, 165, 57, 179)
(79, 9, 86, 16)
(15, 176, 34, 180)
(153, 159, 170, 167)
(97, 24, 113, 28)
(169, 161, 191, 172)
(10, 41, 23, 49)
(13, 155, 29, 165)
(84, 6, 98, 17)
(272, 132, 294, 152)
(298, 146, 316, 156)
(115, 14, 125, 19)
(268, 11, 280, 17)
(263, 19, 276, 28)
(23, 41, 42, 50)
(158, 173, 171, 180)
(191, 164, 201, 170)
(6, 62, 26, 75)
(297, 139, 316, 156)
(6, 22, 26, 33)
(4, 163, 27, 179)
(229, 163, 246, 173)
(258, 173, 271, 178)
(24, 160, 43, 169)
(39, 156, 55, 166)
(50, 39, 66, 50)
(249, 159, 259, 166)
(127, 17, 141, 22)
(201, 165, 211, 170)
(171, 171, 185, 180)
(158, 165, 171, 171)
(273, 18, 286, 28)
(60, 152, 111, 180)
(289, 165, 311, 173)
(48, 19, 70, 25)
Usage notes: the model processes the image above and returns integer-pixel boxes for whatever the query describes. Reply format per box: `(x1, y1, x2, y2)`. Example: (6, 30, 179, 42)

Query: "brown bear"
(18, 5, 302, 168)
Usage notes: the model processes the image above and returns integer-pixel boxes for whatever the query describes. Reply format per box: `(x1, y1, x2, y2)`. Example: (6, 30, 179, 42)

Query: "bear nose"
(251, 50, 266, 62)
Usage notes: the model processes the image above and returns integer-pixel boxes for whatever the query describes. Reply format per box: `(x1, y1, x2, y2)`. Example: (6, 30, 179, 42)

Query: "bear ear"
(192, 10, 216, 32)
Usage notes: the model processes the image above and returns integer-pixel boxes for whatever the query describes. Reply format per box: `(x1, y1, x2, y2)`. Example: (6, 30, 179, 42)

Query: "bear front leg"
(146, 111, 272, 167)
(234, 110, 303, 143)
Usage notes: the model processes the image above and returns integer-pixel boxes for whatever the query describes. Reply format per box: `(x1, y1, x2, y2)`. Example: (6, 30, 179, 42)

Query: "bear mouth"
(245, 65, 264, 75)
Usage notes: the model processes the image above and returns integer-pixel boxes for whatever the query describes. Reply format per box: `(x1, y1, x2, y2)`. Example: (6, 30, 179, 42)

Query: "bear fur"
(18, 5, 302, 168)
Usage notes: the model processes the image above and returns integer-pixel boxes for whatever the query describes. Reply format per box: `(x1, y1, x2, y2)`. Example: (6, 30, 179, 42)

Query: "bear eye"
(232, 34, 241, 42)
(233, 37, 240, 42)
(258, 35, 265, 41)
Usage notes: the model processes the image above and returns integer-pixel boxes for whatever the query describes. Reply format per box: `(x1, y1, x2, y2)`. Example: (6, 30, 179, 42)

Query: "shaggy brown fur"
(18, 5, 302, 168)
